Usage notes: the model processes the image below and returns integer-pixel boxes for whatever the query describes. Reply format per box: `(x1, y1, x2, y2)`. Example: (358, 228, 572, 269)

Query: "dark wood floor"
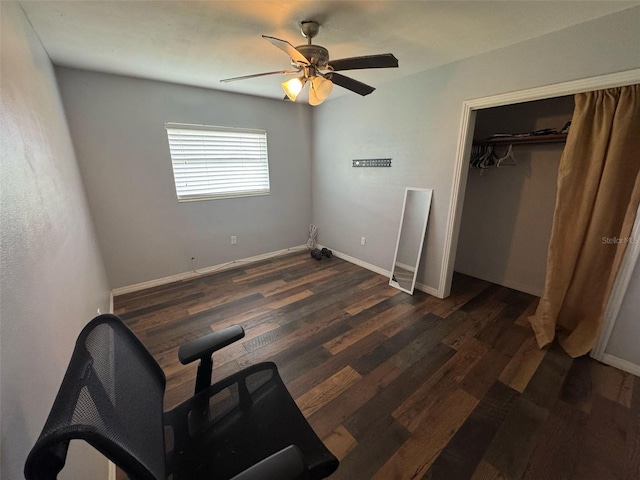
(114, 251, 639, 480)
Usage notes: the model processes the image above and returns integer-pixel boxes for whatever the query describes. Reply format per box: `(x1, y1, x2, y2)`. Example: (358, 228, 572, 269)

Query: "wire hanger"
(496, 144, 516, 167)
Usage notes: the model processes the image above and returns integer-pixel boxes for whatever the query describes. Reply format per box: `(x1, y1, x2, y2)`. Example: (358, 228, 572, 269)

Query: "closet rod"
(475, 133, 568, 146)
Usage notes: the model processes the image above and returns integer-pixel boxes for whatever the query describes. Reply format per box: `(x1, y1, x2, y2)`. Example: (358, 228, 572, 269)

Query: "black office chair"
(24, 314, 339, 480)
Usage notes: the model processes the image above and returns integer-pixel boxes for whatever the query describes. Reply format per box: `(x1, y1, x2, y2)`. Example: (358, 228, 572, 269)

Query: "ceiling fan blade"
(220, 69, 299, 83)
(262, 35, 309, 65)
(328, 73, 375, 96)
(329, 54, 398, 71)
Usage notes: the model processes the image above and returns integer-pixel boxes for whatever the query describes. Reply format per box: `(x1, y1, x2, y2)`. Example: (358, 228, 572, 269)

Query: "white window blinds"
(165, 123, 270, 201)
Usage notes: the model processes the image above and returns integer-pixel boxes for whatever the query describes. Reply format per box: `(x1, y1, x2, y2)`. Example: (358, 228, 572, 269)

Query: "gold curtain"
(529, 85, 640, 357)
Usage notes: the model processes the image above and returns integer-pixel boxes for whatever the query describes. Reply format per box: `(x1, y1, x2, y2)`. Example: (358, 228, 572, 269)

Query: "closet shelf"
(475, 133, 568, 146)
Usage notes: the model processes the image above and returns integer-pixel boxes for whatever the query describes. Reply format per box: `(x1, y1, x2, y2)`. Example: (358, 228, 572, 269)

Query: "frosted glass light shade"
(309, 76, 333, 106)
(282, 77, 306, 101)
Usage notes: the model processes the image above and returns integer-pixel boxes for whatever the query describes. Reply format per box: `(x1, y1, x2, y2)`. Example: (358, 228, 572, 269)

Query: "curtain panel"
(529, 85, 640, 357)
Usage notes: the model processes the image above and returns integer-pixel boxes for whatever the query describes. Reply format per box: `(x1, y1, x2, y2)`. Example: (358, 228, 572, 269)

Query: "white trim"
(114, 243, 443, 306)
(440, 103, 477, 298)
(441, 68, 640, 301)
(108, 461, 116, 480)
(111, 246, 307, 296)
(395, 262, 415, 273)
(591, 203, 640, 360)
(320, 246, 441, 298)
(164, 122, 266, 135)
(322, 247, 391, 277)
(601, 353, 640, 377)
(109, 291, 114, 314)
(414, 281, 441, 298)
(458, 69, 640, 113)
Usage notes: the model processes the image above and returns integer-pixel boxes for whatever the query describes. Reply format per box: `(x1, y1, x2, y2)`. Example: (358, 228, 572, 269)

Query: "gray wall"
(312, 7, 640, 294)
(455, 97, 574, 295)
(56, 68, 313, 288)
(606, 252, 640, 365)
(1, 2, 111, 478)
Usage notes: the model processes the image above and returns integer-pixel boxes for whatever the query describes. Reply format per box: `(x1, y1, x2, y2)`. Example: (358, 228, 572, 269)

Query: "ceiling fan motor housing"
(300, 20, 320, 39)
(295, 44, 329, 68)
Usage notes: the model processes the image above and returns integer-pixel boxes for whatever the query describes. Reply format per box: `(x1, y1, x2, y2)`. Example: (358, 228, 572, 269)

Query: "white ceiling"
(19, 0, 640, 101)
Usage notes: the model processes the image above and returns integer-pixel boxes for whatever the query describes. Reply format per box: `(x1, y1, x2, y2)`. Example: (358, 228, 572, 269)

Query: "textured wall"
(312, 7, 640, 295)
(56, 68, 313, 288)
(0, 3, 110, 478)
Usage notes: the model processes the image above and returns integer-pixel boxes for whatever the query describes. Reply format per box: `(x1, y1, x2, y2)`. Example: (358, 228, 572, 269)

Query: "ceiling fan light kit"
(220, 21, 398, 106)
(282, 76, 306, 101)
(309, 75, 333, 106)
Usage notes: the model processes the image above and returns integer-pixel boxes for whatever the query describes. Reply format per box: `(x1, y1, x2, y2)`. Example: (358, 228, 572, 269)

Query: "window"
(165, 123, 270, 201)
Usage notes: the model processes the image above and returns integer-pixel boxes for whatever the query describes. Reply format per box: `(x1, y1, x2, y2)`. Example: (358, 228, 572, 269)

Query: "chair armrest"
(229, 445, 308, 480)
(178, 325, 245, 365)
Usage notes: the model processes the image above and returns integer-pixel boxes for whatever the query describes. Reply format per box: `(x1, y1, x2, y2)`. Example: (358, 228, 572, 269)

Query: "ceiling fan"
(220, 21, 398, 106)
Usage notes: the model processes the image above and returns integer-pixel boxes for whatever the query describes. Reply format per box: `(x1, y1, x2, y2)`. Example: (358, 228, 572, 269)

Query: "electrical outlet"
(361, 236, 366, 246)
(231, 235, 237, 245)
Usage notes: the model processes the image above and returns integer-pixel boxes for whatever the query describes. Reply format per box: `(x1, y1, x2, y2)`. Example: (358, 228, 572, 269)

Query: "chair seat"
(165, 362, 339, 480)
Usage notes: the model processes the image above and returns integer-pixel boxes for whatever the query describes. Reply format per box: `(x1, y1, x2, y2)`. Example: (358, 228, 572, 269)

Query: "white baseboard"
(600, 353, 640, 377)
(414, 281, 441, 298)
(111, 245, 307, 296)
(395, 262, 416, 272)
(112, 244, 443, 300)
(319, 246, 391, 277)
(108, 460, 116, 480)
(321, 246, 441, 298)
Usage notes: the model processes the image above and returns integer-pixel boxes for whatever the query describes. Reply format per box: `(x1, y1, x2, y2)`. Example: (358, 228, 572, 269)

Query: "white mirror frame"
(389, 187, 433, 294)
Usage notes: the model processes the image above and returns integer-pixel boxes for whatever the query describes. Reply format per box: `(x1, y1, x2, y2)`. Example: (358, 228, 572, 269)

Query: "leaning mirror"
(389, 187, 433, 294)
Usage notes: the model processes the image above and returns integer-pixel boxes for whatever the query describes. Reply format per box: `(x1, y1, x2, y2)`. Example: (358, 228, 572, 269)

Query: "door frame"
(591, 202, 640, 368)
(440, 68, 640, 358)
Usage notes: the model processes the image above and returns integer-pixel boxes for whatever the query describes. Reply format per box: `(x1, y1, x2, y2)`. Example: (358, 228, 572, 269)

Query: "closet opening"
(453, 96, 574, 297)
(441, 70, 640, 304)
(442, 70, 640, 372)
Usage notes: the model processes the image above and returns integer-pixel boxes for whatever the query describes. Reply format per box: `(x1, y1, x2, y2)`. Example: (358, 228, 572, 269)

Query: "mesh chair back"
(25, 314, 167, 480)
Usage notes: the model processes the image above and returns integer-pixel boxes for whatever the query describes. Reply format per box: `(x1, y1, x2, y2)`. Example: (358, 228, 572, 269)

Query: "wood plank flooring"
(114, 251, 640, 480)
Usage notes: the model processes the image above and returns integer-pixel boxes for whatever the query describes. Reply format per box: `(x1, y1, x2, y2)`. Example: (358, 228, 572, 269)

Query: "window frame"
(165, 122, 271, 202)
